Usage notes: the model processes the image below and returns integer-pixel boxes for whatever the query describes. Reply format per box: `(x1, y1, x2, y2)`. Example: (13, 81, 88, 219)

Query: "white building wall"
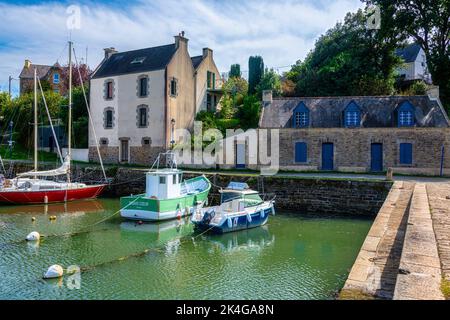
(89, 69, 166, 149)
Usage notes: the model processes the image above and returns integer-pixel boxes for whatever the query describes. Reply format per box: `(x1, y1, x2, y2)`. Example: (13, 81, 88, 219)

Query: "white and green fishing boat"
(120, 153, 211, 221)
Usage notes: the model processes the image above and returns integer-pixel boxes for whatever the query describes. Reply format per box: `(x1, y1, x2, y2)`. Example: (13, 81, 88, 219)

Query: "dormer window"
(131, 57, 146, 64)
(344, 101, 361, 128)
(53, 73, 59, 84)
(398, 101, 415, 127)
(293, 102, 309, 128)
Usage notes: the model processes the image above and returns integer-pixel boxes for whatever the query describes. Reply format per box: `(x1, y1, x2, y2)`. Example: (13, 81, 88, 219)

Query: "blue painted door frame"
(371, 143, 383, 172)
(321, 143, 334, 170)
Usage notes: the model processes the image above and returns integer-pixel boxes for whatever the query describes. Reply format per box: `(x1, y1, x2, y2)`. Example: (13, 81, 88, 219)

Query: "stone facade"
(277, 128, 450, 175)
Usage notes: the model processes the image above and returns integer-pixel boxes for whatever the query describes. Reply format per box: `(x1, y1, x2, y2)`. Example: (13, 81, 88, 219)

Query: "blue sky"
(0, 0, 364, 96)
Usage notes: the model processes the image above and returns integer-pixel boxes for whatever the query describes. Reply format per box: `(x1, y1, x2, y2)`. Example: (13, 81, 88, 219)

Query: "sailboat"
(0, 41, 106, 204)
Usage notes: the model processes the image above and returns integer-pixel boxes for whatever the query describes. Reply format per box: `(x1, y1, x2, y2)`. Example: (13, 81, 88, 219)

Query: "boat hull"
(192, 206, 274, 234)
(0, 185, 106, 205)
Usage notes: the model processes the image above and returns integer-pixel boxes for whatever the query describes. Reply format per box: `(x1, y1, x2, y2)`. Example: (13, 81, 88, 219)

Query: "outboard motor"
(201, 209, 216, 225)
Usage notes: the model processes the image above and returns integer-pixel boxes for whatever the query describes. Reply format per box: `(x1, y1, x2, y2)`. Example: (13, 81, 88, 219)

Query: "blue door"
(321, 143, 334, 170)
(371, 143, 383, 172)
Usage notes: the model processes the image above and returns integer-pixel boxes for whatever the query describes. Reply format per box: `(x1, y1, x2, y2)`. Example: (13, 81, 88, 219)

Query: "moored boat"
(0, 41, 107, 205)
(120, 153, 211, 221)
(191, 182, 275, 234)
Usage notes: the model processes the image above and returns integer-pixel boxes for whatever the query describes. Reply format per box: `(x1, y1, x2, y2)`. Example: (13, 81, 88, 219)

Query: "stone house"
(395, 43, 432, 84)
(89, 32, 223, 165)
(254, 90, 450, 176)
(19, 60, 67, 95)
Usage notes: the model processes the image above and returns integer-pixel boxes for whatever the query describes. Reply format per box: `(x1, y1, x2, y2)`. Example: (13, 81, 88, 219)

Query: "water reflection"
(205, 226, 275, 253)
(0, 200, 105, 216)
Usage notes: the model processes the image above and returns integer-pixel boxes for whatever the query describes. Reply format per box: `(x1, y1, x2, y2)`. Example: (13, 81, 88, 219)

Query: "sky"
(0, 0, 364, 96)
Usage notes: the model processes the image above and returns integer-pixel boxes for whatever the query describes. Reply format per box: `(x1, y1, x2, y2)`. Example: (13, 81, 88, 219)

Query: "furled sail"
(17, 156, 70, 177)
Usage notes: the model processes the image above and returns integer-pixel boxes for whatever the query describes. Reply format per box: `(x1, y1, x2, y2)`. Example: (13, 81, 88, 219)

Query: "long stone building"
(257, 89, 450, 176)
(88, 32, 222, 164)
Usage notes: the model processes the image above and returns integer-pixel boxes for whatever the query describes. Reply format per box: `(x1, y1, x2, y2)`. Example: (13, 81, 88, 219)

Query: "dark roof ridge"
(272, 95, 429, 100)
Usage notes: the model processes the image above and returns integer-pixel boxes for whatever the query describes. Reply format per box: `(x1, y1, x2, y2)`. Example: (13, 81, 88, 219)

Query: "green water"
(0, 199, 371, 300)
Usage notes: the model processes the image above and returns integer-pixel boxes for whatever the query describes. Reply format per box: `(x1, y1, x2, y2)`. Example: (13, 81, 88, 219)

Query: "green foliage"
(248, 56, 264, 95)
(237, 95, 261, 130)
(229, 64, 241, 78)
(1, 91, 64, 147)
(256, 68, 282, 98)
(402, 80, 428, 96)
(72, 116, 89, 148)
(364, 0, 450, 112)
(288, 10, 400, 97)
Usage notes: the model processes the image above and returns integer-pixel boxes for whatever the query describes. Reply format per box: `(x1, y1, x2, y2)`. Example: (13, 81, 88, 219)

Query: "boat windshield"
(221, 192, 263, 208)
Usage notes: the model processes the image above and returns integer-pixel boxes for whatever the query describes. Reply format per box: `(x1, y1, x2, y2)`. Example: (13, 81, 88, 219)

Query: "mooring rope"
(71, 223, 217, 275)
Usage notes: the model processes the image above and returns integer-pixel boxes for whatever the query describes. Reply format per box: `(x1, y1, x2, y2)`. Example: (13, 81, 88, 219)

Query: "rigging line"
(72, 47, 108, 183)
(37, 78, 64, 164)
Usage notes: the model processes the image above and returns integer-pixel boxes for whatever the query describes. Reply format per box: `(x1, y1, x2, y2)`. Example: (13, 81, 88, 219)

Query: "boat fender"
(261, 210, 265, 219)
(26, 231, 40, 242)
(44, 196, 48, 204)
(227, 218, 233, 229)
(271, 206, 276, 216)
(176, 209, 182, 220)
(234, 217, 238, 227)
(185, 207, 190, 216)
(247, 214, 252, 223)
(43, 265, 64, 279)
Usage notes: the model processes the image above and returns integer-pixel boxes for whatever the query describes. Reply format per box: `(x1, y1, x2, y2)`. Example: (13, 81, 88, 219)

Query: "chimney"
(174, 31, 189, 50)
(103, 47, 118, 59)
(262, 90, 273, 107)
(24, 59, 31, 69)
(202, 48, 213, 59)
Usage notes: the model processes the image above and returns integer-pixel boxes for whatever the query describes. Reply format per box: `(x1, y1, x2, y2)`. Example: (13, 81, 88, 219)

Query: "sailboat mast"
(34, 68, 38, 177)
(67, 41, 73, 184)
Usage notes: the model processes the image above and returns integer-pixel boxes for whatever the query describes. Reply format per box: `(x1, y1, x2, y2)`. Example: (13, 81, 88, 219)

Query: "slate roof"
(395, 43, 421, 63)
(19, 64, 51, 79)
(92, 44, 177, 79)
(260, 96, 449, 128)
(191, 55, 204, 69)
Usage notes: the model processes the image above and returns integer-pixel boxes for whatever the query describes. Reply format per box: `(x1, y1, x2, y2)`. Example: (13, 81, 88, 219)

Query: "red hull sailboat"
(0, 184, 105, 205)
(0, 41, 107, 205)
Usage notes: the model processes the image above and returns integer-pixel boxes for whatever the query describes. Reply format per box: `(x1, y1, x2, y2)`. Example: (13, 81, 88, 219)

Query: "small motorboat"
(191, 182, 275, 234)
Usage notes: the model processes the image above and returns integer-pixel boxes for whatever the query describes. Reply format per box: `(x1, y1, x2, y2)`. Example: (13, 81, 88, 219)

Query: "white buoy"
(43, 265, 64, 279)
(26, 231, 40, 241)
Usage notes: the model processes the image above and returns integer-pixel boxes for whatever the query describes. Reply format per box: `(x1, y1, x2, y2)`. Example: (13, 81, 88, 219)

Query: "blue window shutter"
(295, 142, 307, 163)
(400, 143, 413, 165)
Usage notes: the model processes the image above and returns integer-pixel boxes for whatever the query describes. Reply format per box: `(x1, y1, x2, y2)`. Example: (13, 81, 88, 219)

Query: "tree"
(2, 91, 64, 147)
(256, 68, 282, 98)
(248, 56, 264, 95)
(229, 64, 241, 78)
(363, 0, 450, 112)
(60, 63, 91, 92)
(237, 95, 261, 130)
(288, 10, 401, 97)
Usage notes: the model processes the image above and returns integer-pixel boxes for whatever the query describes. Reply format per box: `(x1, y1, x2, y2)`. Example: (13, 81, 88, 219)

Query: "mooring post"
(386, 168, 393, 181)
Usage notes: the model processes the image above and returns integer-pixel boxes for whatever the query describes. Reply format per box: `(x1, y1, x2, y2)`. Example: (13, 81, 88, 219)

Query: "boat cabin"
(145, 169, 183, 200)
(219, 182, 264, 211)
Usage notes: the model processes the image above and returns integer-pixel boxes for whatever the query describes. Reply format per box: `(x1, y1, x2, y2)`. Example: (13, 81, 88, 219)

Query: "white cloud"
(0, 0, 363, 95)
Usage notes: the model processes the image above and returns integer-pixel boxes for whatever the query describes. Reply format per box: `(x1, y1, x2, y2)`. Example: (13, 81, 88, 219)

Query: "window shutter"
(295, 142, 307, 163)
(400, 143, 412, 165)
